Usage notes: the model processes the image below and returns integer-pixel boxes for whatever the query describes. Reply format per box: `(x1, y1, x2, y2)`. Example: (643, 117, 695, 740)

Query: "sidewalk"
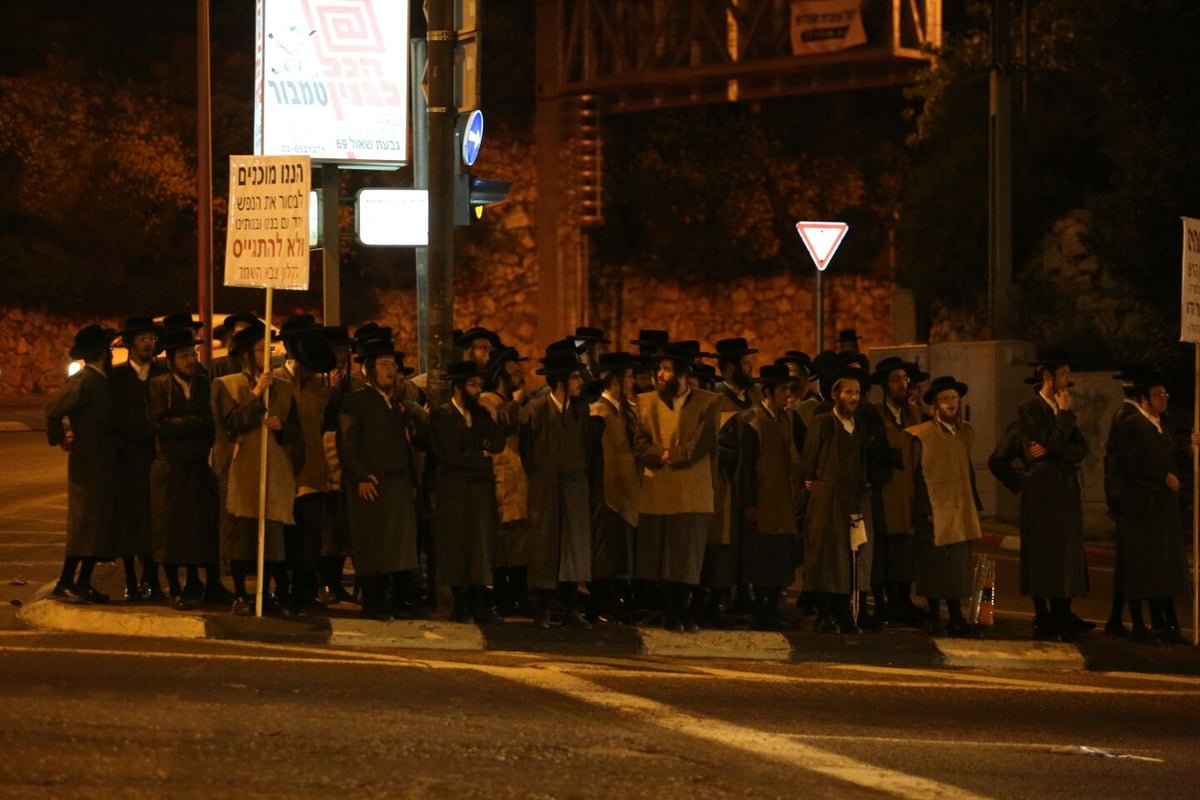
(0, 397, 44, 432)
(18, 581, 1200, 676)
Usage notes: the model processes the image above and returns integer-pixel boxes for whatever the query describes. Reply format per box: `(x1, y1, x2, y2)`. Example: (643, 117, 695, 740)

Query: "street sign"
(356, 188, 429, 246)
(795, 221, 849, 272)
(224, 155, 311, 290)
(1181, 216, 1200, 343)
(460, 109, 484, 167)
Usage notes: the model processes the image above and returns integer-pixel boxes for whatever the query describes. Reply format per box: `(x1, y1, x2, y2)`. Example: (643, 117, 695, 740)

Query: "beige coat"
(214, 373, 299, 525)
(277, 365, 330, 495)
(479, 391, 528, 524)
(908, 420, 982, 547)
(635, 389, 719, 516)
(590, 395, 641, 527)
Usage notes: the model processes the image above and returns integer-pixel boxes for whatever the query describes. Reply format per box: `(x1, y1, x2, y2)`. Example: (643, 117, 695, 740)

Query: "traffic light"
(453, 109, 512, 226)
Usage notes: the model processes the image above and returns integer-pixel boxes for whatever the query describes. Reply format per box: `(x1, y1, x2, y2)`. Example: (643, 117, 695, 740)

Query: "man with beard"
(721, 364, 803, 630)
(992, 351, 1090, 641)
(480, 346, 532, 615)
(46, 324, 118, 604)
(1110, 370, 1195, 644)
(909, 376, 984, 637)
(633, 344, 720, 633)
(520, 349, 594, 628)
(430, 361, 506, 623)
(338, 339, 427, 622)
(276, 316, 336, 609)
(588, 352, 642, 623)
(457, 326, 502, 372)
(630, 330, 669, 398)
(208, 312, 260, 379)
(110, 316, 169, 602)
(212, 321, 301, 615)
(868, 357, 924, 625)
(147, 325, 229, 610)
(704, 337, 761, 624)
(800, 363, 870, 634)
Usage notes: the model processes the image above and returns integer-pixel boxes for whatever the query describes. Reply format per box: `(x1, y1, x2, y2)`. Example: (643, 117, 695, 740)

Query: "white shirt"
(936, 418, 957, 436)
(549, 391, 570, 415)
(885, 400, 906, 427)
(372, 384, 396, 408)
(833, 409, 855, 434)
(128, 358, 151, 382)
(173, 373, 192, 401)
(1039, 390, 1059, 415)
(451, 396, 471, 427)
(601, 390, 621, 413)
(1136, 404, 1163, 434)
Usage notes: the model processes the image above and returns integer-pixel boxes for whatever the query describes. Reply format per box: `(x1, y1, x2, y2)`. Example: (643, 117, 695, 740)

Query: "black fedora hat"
(484, 346, 523, 385)
(809, 350, 840, 384)
(904, 361, 929, 383)
(820, 362, 869, 400)
(596, 351, 639, 377)
(160, 312, 203, 331)
(652, 342, 698, 368)
(352, 323, 393, 354)
(279, 314, 318, 341)
(536, 351, 583, 377)
(544, 336, 586, 356)
(394, 352, 416, 376)
(212, 323, 228, 341)
(573, 326, 611, 344)
(714, 337, 758, 359)
(229, 320, 266, 355)
(923, 375, 969, 405)
(674, 340, 717, 359)
(691, 362, 717, 382)
(1131, 369, 1168, 394)
(456, 326, 501, 349)
(444, 360, 488, 382)
(158, 326, 205, 354)
(753, 364, 792, 386)
(222, 311, 261, 331)
(354, 338, 399, 364)
(69, 324, 118, 361)
(775, 350, 812, 371)
(869, 356, 911, 386)
(630, 329, 669, 346)
(289, 327, 337, 373)
(837, 328, 860, 344)
(116, 316, 158, 345)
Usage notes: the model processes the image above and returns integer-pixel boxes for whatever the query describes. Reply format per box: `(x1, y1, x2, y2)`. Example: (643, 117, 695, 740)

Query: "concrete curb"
(0, 421, 32, 432)
(18, 584, 1109, 672)
(978, 530, 1115, 567)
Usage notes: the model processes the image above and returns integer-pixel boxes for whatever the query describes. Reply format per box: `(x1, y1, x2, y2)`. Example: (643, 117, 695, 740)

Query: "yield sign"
(796, 221, 849, 272)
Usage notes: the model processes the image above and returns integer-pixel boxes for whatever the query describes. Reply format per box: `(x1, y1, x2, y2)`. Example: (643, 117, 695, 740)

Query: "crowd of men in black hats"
(42, 316, 1197, 643)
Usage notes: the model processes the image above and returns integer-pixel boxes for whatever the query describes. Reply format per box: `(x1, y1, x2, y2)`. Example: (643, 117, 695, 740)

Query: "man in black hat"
(158, 313, 207, 377)
(720, 364, 803, 630)
(632, 343, 720, 633)
(705, 337, 761, 623)
(799, 363, 870, 634)
(587, 351, 642, 623)
(147, 325, 229, 610)
(630, 330, 669, 398)
(908, 376, 983, 637)
(456, 326, 502, 372)
(1101, 364, 1151, 637)
(337, 339, 428, 621)
(429, 361, 506, 623)
(837, 328, 860, 354)
(519, 349, 594, 628)
(275, 316, 336, 609)
(479, 346, 531, 616)
(1109, 370, 1194, 644)
(572, 325, 611, 387)
(212, 320, 301, 614)
(46, 324, 119, 604)
(110, 316, 169, 602)
(209, 312, 260, 379)
(867, 356, 923, 625)
(993, 351, 1090, 641)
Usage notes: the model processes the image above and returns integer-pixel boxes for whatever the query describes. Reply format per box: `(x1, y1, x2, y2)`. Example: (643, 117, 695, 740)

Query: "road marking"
(0, 529, 65, 535)
(833, 664, 1200, 696)
(788, 732, 1159, 757)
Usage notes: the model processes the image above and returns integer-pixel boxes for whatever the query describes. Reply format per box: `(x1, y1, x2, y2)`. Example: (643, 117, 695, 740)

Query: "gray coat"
(45, 367, 116, 559)
(520, 395, 592, 589)
(110, 360, 168, 557)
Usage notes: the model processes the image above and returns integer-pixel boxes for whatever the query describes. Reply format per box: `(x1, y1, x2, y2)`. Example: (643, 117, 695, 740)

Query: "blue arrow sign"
(461, 109, 484, 167)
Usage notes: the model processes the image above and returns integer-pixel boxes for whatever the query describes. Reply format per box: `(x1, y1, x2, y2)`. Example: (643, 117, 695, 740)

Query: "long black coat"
(110, 360, 169, 557)
(1012, 395, 1089, 598)
(337, 388, 421, 576)
(45, 367, 116, 559)
(429, 402, 505, 587)
(147, 373, 219, 565)
(799, 412, 868, 594)
(520, 395, 592, 589)
(1111, 413, 1191, 600)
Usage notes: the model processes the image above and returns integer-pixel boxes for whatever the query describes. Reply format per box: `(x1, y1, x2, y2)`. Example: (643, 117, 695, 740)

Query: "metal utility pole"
(411, 39, 430, 373)
(196, 0, 213, 363)
(989, 0, 1015, 338)
(425, 0, 456, 406)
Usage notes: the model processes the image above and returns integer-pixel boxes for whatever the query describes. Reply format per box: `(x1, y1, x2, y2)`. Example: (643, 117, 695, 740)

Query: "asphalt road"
(0, 631, 1198, 799)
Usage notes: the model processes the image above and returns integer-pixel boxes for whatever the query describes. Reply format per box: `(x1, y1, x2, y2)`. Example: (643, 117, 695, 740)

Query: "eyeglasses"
(465, 379, 483, 388)
(1151, 391, 1170, 399)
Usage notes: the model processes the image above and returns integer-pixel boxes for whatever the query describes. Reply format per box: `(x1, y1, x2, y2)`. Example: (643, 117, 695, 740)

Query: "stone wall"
(0, 307, 124, 397)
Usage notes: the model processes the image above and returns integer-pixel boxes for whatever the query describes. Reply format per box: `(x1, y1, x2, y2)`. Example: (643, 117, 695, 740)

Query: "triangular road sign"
(795, 221, 849, 272)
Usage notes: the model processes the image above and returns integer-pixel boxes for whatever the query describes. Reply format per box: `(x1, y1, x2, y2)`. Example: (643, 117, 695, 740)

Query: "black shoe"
(231, 596, 254, 616)
(472, 605, 504, 625)
(79, 587, 110, 604)
(946, 619, 980, 639)
(836, 616, 861, 635)
(52, 582, 91, 604)
(1032, 618, 1062, 641)
(1157, 626, 1184, 646)
(928, 618, 948, 637)
(1130, 626, 1160, 646)
(181, 581, 205, 600)
(815, 616, 840, 634)
(261, 594, 289, 617)
(663, 620, 685, 634)
(1067, 614, 1096, 634)
(360, 605, 395, 623)
(318, 587, 341, 605)
(857, 610, 882, 631)
(124, 586, 148, 604)
(171, 595, 200, 612)
(139, 581, 168, 602)
(533, 610, 552, 629)
(562, 610, 592, 630)
(1104, 619, 1129, 637)
(683, 619, 701, 634)
(392, 601, 435, 621)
